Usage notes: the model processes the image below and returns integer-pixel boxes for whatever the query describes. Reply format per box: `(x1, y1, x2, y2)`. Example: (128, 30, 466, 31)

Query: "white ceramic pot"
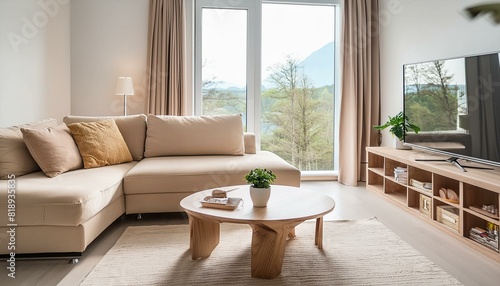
(393, 137, 411, 150)
(249, 186, 271, 207)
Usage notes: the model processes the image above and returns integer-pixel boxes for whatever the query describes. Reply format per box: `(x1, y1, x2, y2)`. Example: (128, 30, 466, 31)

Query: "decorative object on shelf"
(419, 194, 432, 218)
(438, 187, 459, 204)
(115, 77, 134, 116)
(469, 224, 499, 252)
(469, 205, 499, 219)
(410, 179, 432, 194)
(394, 166, 408, 184)
(244, 168, 276, 207)
(373, 111, 420, 150)
(436, 205, 459, 232)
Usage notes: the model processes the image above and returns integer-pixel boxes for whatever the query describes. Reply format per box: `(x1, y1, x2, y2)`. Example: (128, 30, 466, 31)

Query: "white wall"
(0, 0, 71, 126)
(70, 0, 149, 116)
(379, 0, 500, 146)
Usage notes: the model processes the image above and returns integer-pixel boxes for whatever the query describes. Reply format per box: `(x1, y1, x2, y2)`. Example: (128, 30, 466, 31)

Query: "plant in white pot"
(244, 168, 276, 207)
(373, 111, 420, 149)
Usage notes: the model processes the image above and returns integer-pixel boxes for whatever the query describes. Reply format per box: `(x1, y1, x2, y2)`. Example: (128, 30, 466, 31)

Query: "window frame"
(192, 0, 342, 175)
(194, 0, 260, 134)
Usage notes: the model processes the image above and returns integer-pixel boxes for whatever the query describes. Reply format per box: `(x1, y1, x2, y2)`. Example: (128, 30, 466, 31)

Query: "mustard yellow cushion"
(0, 118, 58, 179)
(144, 114, 245, 157)
(63, 114, 147, 161)
(21, 124, 83, 177)
(68, 119, 133, 169)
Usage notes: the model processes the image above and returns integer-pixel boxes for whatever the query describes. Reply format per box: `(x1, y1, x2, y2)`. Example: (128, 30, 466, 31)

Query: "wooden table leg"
(315, 216, 324, 249)
(250, 222, 301, 279)
(189, 215, 220, 260)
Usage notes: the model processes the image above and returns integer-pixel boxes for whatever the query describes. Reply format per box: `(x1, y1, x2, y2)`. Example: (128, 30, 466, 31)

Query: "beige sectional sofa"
(0, 114, 300, 256)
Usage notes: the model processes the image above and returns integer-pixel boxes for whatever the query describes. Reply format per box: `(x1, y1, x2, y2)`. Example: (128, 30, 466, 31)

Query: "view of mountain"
(206, 41, 335, 91)
(262, 41, 334, 89)
(299, 41, 335, 88)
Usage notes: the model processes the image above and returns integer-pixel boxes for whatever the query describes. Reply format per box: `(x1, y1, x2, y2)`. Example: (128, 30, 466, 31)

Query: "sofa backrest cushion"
(145, 114, 245, 157)
(63, 114, 147, 161)
(0, 118, 58, 179)
(68, 119, 133, 169)
(21, 124, 83, 177)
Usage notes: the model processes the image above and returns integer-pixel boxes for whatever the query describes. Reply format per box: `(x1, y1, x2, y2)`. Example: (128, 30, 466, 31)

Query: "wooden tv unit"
(366, 147, 500, 262)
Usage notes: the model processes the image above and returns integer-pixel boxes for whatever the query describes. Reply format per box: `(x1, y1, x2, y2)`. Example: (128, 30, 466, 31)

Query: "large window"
(194, 0, 341, 173)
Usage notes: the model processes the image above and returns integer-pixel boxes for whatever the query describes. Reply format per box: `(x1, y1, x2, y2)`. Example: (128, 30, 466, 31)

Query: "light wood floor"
(1, 181, 499, 286)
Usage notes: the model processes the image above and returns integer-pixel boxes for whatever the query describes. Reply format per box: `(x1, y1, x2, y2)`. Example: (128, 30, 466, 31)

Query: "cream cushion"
(63, 114, 147, 161)
(68, 120, 133, 169)
(125, 151, 301, 196)
(21, 124, 83, 177)
(0, 118, 58, 179)
(145, 114, 245, 157)
(124, 151, 301, 213)
(243, 133, 256, 154)
(0, 162, 136, 226)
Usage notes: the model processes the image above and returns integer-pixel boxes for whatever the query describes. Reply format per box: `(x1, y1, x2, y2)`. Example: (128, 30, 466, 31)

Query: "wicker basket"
(419, 194, 432, 218)
(437, 205, 459, 232)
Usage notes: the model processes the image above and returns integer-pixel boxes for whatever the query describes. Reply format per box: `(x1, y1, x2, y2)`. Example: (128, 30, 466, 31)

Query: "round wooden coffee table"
(180, 185, 335, 279)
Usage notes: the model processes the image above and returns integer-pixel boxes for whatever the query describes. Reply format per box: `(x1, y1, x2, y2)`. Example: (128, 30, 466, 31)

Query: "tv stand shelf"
(366, 147, 500, 262)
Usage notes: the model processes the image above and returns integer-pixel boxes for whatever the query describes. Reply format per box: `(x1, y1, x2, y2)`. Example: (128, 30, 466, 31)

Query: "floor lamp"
(115, 77, 134, 116)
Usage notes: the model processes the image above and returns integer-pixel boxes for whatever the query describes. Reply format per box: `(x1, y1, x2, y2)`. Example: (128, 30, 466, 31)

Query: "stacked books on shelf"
(469, 223, 499, 252)
(394, 166, 408, 184)
(410, 178, 432, 194)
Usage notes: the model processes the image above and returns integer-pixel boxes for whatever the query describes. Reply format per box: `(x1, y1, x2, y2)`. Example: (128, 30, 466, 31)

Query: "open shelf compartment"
(463, 183, 499, 222)
(433, 173, 460, 206)
(408, 165, 432, 195)
(385, 158, 408, 184)
(384, 178, 407, 206)
(464, 212, 499, 253)
(367, 170, 384, 193)
(408, 188, 432, 219)
(368, 152, 384, 169)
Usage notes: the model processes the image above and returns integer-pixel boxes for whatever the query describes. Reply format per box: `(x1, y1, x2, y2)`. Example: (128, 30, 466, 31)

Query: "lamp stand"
(123, 94, 127, 116)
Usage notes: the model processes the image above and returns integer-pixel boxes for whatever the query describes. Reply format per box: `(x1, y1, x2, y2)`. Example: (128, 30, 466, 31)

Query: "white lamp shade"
(115, 77, 134, 95)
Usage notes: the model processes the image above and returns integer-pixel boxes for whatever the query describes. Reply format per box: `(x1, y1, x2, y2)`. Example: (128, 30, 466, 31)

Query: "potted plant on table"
(373, 111, 420, 149)
(244, 168, 276, 207)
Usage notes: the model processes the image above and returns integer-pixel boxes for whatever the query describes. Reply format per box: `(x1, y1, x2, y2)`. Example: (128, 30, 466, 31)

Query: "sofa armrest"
(244, 132, 256, 154)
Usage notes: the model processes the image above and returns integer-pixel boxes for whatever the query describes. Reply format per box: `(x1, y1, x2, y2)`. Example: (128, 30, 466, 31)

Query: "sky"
(202, 3, 335, 87)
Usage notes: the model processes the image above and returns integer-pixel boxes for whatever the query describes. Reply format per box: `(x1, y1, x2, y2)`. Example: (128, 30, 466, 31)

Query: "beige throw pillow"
(68, 119, 133, 169)
(145, 114, 245, 157)
(0, 118, 58, 179)
(21, 124, 83, 177)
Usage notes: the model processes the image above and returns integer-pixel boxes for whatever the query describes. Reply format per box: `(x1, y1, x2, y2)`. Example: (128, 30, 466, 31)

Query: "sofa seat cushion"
(124, 151, 300, 196)
(0, 162, 137, 227)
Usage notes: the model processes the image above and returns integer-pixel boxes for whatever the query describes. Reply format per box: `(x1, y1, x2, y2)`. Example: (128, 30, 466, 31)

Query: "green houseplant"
(244, 168, 276, 207)
(245, 168, 276, 189)
(373, 111, 420, 149)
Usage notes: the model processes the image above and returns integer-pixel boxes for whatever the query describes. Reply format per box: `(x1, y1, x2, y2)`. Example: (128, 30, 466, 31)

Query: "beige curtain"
(147, 0, 185, 115)
(338, 0, 380, 186)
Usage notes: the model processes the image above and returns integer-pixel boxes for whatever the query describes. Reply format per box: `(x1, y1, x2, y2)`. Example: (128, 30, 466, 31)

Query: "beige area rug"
(80, 218, 462, 286)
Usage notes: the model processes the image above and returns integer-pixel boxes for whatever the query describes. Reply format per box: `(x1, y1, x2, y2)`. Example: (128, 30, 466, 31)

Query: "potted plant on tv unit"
(373, 111, 420, 149)
(244, 168, 276, 207)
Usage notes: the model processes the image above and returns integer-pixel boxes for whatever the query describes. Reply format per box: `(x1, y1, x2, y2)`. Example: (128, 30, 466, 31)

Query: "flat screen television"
(403, 51, 500, 171)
